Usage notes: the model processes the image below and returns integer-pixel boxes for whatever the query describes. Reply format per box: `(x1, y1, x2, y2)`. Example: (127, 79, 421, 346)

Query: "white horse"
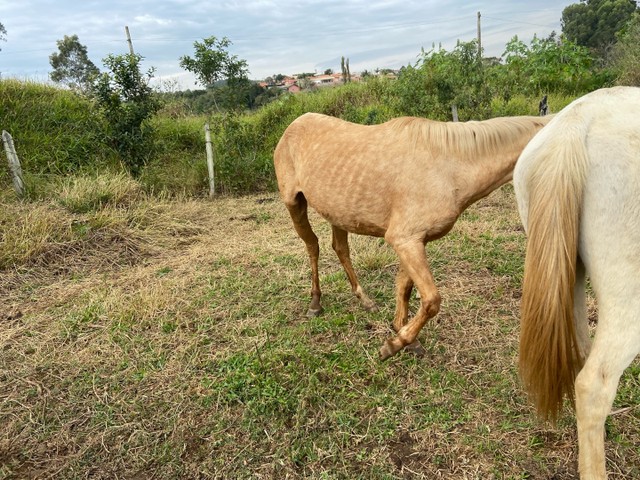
(514, 86, 640, 479)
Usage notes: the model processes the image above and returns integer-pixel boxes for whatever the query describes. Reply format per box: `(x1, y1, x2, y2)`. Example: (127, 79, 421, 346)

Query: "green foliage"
(610, 12, 640, 85)
(179, 36, 250, 112)
(180, 36, 248, 88)
(392, 40, 491, 120)
(494, 34, 609, 96)
(49, 35, 100, 92)
(0, 21, 6, 47)
(1, 29, 627, 197)
(209, 113, 275, 193)
(562, 0, 638, 55)
(140, 115, 208, 196)
(0, 79, 115, 182)
(91, 53, 161, 177)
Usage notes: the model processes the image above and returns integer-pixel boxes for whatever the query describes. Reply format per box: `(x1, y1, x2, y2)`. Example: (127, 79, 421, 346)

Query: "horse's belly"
(312, 205, 388, 237)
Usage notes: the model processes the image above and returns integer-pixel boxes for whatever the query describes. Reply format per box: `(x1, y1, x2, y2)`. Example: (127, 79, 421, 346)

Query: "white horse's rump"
(514, 86, 640, 480)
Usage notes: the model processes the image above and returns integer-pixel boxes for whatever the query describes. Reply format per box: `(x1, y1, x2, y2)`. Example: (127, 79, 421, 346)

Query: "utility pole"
(477, 11, 482, 59)
(125, 26, 135, 55)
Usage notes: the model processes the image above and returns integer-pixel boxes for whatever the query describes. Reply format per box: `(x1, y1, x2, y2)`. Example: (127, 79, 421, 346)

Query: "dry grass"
(1, 185, 639, 479)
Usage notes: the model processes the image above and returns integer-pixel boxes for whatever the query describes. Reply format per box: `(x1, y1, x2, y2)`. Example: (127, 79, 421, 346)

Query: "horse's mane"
(387, 115, 551, 158)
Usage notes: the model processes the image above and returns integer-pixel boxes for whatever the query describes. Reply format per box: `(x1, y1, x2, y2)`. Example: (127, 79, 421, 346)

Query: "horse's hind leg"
(331, 226, 377, 312)
(574, 259, 591, 364)
(575, 309, 640, 479)
(285, 193, 323, 317)
(574, 265, 640, 479)
(392, 267, 413, 332)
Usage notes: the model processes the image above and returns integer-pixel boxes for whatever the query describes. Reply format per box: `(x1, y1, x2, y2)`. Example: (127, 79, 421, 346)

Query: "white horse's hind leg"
(574, 260, 591, 365)
(575, 299, 640, 480)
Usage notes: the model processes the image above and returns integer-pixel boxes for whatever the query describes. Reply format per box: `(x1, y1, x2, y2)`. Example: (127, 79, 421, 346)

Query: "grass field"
(1, 184, 639, 479)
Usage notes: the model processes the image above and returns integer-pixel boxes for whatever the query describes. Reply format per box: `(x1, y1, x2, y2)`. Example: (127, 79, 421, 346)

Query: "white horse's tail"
(518, 111, 590, 423)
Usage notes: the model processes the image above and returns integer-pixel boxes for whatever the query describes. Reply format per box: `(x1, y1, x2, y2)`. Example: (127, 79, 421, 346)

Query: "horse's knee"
(421, 291, 441, 317)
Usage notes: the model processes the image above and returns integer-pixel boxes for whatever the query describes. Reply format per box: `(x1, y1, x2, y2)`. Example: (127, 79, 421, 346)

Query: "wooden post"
(477, 11, 482, 58)
(451, 105, 459, 122)
(204, 123, 215, 197)
(2, 130, 25, 197)
(125, 26, 135, 55)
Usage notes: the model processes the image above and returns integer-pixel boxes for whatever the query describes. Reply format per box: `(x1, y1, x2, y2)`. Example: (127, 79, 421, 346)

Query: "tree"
(179, 36, 249, 111)
(493, 34, 606, 97)
(180, 36, 250, 111)
(0, 22, 6, 50)
(91, 53, 160, 176)
(341, 56, 351, 83)
(562, 0, 638, 56)
(393, 40, 489, 120)
(610, 12, 640, 84)
(49, 35, 100, 92)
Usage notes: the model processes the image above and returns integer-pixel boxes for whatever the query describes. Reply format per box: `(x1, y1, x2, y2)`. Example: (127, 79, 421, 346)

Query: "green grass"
(1, 178, 640, 479)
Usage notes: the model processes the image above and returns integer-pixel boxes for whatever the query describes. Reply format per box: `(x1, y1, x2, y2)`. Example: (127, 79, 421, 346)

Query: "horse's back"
(579, 89, 640, 298)
(273, 113, 413, 236)
(516, 86, 640, 282)
(514, 86, 640, 232)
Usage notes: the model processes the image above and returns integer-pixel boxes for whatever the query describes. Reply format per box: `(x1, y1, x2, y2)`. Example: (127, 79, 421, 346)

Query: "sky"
(0, 0, 577, 90)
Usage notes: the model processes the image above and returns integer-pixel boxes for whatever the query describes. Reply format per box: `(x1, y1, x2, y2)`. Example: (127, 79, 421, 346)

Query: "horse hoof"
(404, 340, 427, 357)
(364, 302, 378, 313)
(379, 338, 401, 361)
(306, 307, 323, 318)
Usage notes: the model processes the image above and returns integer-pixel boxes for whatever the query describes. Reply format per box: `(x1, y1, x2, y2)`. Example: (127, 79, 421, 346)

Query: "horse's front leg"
(380, 239, 441, 360)
(391, 267, 426, 357)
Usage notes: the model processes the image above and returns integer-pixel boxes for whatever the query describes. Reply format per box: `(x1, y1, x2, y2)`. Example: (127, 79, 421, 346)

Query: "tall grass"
(1, 77, 572, 197)
(0, 80, 117, 178)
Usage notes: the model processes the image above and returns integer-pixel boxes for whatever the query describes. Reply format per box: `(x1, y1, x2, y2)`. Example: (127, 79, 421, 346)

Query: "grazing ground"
(1, 185, 639, 479)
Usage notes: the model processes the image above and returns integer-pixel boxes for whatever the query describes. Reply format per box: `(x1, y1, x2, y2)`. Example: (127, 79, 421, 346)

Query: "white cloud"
(0, 0, 576, 83)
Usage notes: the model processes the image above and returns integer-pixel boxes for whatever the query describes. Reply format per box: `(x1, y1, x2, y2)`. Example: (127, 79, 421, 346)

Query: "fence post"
(538, 95, 549, 116)
(451, 105, 459, 122)
(204, 123, 215, 197)
(2, 130, 25, 197)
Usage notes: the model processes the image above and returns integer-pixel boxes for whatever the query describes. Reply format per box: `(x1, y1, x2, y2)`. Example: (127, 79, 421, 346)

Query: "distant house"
(311, 74, 342, 86)
(259, 71, 363, 95)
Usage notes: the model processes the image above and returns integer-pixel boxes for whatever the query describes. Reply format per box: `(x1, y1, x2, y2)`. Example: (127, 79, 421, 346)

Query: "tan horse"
(515, 86, 640, 479)
(274, 112, 551, 360)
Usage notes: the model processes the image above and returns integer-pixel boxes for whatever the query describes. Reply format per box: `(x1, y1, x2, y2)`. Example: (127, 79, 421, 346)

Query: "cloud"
(0, 0, 575, 86)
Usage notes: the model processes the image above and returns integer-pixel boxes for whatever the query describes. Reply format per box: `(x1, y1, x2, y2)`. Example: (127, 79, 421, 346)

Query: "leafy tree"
(562, 0, 638, 56)
(496, 33, 602, 95)
(91, 53, 160, 176)
(610, 12, 640, 84)
(393, 40, 490, 120)
(179, 36, 249, 111)
(49, 35, 100, 92)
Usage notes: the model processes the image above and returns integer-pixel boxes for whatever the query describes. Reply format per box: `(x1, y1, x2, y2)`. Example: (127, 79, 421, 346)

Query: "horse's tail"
(518, 110, 590, 423)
